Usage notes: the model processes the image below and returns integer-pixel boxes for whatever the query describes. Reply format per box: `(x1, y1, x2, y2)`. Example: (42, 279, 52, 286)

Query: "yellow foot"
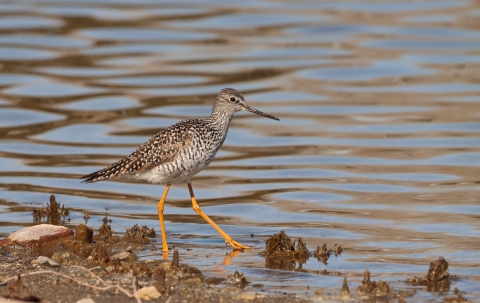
(225, 237, 249, 250)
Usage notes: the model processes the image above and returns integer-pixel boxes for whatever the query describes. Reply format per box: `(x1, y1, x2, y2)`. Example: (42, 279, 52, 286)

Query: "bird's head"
(214, 88, 279, 121)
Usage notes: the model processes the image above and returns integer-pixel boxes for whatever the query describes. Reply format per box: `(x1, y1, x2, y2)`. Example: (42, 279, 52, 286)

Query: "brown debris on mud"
(32, 195, 70, 225)
(261, 230, 310, 270)
(75, 224, 93, 243)
(122, 224, 156, 244)
(261, 231, 344, 271)
(340, 276, 351, 298)
(406, 257, 454, 292)
(357, 269, 392, 297)
(313, 243, 343, 265)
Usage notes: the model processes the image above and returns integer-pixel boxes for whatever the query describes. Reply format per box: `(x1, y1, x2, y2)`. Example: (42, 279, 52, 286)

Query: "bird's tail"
(80, 157, 131, 183)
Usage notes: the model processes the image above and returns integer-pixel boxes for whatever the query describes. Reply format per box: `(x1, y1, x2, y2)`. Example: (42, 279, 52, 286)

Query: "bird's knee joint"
(192, 204, 201, 212)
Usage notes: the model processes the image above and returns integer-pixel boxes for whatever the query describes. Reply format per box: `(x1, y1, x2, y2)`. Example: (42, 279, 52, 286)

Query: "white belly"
(133, 150, 216, 184)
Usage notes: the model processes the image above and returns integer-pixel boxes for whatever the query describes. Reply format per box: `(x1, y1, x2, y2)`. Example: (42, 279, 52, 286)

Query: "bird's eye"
(229, 97, 236, 102)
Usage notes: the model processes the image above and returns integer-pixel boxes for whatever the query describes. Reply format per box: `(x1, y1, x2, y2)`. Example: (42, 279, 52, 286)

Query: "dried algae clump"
(314, 243, 343, 265)
(32, 195, 70, 225)
(122, 224, 155, 244)
(406, 257, 451, 292)
(340, 277, 351, 298)
(75, 224, 93, 243)
(357, 269, 392, 297)
(262, 230, 310, 270)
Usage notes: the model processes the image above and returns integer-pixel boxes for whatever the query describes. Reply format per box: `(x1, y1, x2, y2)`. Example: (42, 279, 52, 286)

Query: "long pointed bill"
(243, 105, 279, 121)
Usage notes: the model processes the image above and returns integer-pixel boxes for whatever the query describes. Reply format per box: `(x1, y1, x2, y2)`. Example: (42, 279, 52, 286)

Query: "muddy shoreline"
(1, 219, 469, 303)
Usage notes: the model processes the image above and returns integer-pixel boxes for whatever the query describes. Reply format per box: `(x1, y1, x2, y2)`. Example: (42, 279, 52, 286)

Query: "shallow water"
(0, 0, 479, 300)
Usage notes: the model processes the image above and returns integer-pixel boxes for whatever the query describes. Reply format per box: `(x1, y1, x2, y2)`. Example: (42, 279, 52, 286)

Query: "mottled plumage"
(81, 119, 214, 184)
(81, 88, 279, 252)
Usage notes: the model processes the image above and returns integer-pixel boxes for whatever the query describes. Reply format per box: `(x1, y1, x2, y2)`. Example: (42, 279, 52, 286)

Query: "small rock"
(135, 286, 161, 300)
(52, 252, 82, 265)
(0, 224, 73, 247)
(76, 298, 96, 303)
(111, 249, 138, 263)
(36, 256, 60, 267)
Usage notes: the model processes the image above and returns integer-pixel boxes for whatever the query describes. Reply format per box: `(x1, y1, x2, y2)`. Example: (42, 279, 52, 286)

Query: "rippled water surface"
(1, 0, 480, 301)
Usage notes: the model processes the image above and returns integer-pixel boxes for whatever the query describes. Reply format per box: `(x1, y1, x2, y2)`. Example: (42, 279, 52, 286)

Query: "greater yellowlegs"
(81, 88, 279, 251)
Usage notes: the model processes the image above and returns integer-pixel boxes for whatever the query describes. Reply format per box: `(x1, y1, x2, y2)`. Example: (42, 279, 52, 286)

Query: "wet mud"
(1, 221, 313, 303)
(0, 207, 473, 302)
(1, 274, 41, 302)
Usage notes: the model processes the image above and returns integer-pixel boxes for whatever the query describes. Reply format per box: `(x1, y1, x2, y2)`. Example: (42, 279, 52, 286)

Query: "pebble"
(36, 256, 60, 267)
(111, 249, 138, 263)
(75, 298, 96, 303)
(135, 286, 161, 300)
(52, 252, 82, 265)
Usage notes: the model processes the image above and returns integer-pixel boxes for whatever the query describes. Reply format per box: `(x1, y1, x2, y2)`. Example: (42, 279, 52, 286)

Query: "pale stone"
(36, 256, 60, 267)
(0, 224, 73, 247)
(135, 286, 161, 300)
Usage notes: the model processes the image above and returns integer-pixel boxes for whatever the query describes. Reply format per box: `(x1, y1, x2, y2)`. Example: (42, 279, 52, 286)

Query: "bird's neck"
(209, 105, 234, 132)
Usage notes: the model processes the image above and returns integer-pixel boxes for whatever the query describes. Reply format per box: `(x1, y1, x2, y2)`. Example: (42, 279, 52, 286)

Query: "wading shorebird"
(81, 88, 279, 251)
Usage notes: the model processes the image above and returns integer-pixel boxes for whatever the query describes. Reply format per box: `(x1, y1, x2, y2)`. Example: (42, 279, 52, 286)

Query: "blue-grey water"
(0, 0, 479, 301)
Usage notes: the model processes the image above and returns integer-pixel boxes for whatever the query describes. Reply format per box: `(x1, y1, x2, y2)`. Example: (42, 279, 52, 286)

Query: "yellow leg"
(187, 183, 249, 250)
(157, 184, 171, 253)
